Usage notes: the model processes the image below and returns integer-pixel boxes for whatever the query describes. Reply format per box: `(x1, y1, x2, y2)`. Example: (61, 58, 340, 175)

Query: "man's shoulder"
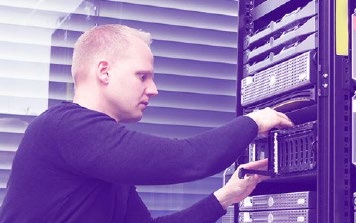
(35, 102, 73, 119)
(30, 102, 82, 126)
(47, 102, 116, 127)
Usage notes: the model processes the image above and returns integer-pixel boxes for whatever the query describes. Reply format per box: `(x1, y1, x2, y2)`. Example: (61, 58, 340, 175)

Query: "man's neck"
(73, 92, 119, 122)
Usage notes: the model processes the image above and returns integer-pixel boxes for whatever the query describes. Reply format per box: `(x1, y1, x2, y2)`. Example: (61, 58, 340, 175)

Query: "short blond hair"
(71, 24, 151, 80)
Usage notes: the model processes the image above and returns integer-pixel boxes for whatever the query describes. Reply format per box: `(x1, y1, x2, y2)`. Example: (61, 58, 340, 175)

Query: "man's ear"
(97, 61, 110, 84)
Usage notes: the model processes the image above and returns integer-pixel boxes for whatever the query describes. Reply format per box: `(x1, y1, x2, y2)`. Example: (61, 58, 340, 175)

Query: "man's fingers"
(256, 175, 270, 183)
(245, 173, 269, 184)
(270, 108, 292, 124)
(240, 159, 268, 172)
(276, 112, 294, 127)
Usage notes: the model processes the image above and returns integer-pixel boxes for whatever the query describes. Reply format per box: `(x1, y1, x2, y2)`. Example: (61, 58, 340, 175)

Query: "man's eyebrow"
(137, 70, 154, 76)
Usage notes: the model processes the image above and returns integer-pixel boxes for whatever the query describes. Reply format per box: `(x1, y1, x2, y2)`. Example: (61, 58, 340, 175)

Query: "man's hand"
(213, 159, 269, 209)
(245, 107, 293, 137)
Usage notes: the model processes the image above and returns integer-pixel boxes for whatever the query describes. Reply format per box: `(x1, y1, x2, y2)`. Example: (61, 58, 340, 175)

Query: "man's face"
(105, 38, 158, 122)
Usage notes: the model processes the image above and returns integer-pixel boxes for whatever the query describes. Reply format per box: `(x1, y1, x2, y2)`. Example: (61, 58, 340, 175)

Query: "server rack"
(235, 0, 355, 222)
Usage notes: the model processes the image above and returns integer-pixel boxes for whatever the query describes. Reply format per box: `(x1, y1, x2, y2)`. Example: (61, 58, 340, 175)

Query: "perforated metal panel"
(240, 191, 316, 211)
(238, 209, 316, 223)
(241, 51, 314, 106)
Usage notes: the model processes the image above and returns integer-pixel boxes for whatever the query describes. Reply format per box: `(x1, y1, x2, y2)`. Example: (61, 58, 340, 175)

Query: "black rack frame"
(236, 0, 355, 222)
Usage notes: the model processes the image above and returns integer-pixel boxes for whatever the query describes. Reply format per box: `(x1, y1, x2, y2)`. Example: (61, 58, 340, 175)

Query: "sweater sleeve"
(56, 106, 258, 185)
(124, 186, 226, 223)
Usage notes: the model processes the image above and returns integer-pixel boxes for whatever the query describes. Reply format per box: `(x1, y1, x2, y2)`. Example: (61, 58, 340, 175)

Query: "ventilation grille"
(241, 50, 315, 107)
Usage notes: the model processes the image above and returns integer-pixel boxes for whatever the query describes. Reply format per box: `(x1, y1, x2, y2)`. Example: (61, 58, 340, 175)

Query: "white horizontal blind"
(0, 0, 238, 221)
(0, 0, 85, 205)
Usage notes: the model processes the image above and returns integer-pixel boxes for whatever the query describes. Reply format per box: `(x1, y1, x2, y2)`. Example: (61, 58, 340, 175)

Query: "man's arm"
(124, 160, 269, 223)
(56, 106, 291, 185)
(124, 186, 226, 223)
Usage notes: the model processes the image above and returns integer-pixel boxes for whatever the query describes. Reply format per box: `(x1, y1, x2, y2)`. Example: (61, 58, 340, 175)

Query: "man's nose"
(146, 81, 159, 97)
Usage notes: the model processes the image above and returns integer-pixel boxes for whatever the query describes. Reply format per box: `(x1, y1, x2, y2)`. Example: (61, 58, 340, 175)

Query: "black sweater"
(0, 102, 258, 223)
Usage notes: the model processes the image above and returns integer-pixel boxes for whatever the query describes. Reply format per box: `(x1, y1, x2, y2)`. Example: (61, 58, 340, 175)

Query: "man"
(0, 24, 293, 222)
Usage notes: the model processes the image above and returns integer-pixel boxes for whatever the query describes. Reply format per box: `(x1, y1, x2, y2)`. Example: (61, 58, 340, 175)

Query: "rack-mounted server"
(249, 121, 317, 176)
(238, 191, 316, 223)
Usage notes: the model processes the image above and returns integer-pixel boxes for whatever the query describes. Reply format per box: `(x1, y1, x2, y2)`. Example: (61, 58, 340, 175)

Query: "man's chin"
(120, 115, 143, 123)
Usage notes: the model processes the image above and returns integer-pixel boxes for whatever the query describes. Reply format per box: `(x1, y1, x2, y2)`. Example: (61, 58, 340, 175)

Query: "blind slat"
(107, 0, 238, 16)
(100, 1, 237, 31)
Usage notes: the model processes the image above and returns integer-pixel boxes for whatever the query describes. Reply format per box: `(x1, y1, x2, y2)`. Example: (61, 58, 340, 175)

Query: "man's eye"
(138, 73, 147, 81)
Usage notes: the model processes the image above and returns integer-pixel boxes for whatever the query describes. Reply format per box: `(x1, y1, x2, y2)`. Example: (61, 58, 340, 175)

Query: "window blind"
(0, 0, 238, 221)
